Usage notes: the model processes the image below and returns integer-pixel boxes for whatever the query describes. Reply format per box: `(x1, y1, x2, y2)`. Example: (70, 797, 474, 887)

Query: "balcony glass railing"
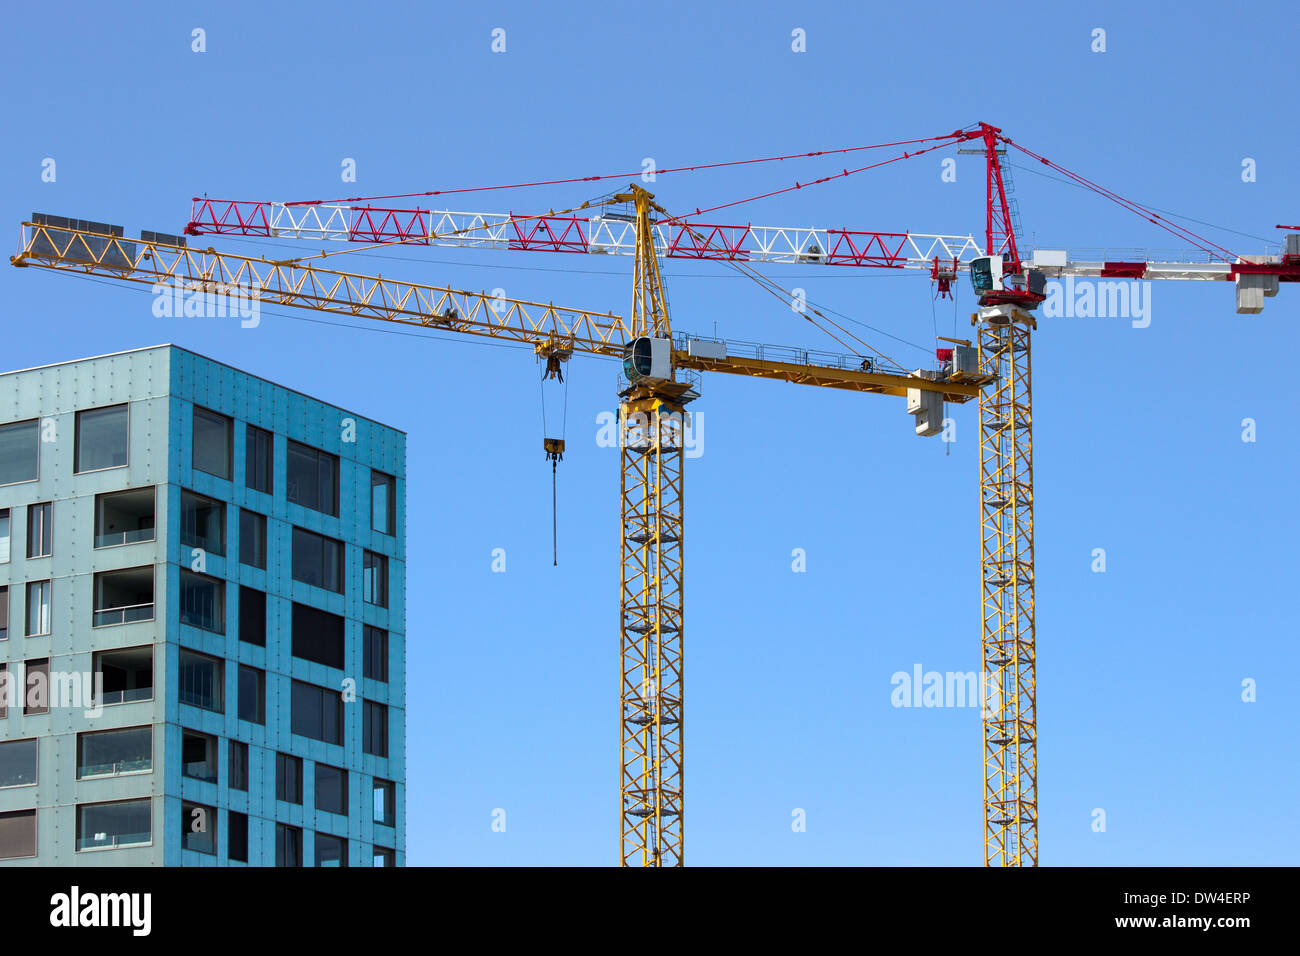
(92, 603, 155, 627)
(77, 832, 151, 851)
(77, 757, 152, 779)
(182, 761, 217, 782)
(96, 685, 153, 706)
(94, 528, 155, 548)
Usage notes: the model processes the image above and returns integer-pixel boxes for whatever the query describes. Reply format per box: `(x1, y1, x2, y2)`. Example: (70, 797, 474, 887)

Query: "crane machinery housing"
(11, 121, 1296, 867)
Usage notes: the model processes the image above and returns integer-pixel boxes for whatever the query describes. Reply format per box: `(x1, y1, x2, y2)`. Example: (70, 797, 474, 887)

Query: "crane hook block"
(544, 438, 566, 462)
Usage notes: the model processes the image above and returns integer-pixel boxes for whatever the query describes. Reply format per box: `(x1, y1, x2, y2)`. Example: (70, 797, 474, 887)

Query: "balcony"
(92, 566, 154, 627)
(93, 646, 153, 706)
(77, 726, 152, 779)
(179, 571, 225, 634)
(182, 729, 218, 782)
(76, 799, 152, 852)
(94, 487, 155, 549)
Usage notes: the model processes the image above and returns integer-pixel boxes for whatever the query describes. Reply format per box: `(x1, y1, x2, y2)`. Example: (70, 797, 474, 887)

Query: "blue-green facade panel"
(0, 345, 405, 866)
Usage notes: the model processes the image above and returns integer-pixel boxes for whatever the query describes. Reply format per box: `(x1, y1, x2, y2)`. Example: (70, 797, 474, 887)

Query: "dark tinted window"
(276, 823, 302, 867)
(178, 649, 224, 712)
(315, 763, 347, 816)
(0, 738, 38, 787)
(193, 407, 233, 479)
(238, 665, 265, 724)
(239, 587, 266, 646)
(75, 405, 128, 472)
(292, 527, 344, 592)
(315, 832, 347, 867)
(0, 420, 39, 485)
(292, 604, 346, 669)
(276, 753, 302, 804)
(291, 681, 342, 745)
(245, 425, 274, 494)
(228, 810, 249, 862)
(287, 441, 338, 516)
(180, 490, 224, 556)
(229, 741, 248, 791)
(239, 509, 267, 568)
(363, 700, 388, 757)
(363, 626, 388, 682)
(179, 571, 225, 633)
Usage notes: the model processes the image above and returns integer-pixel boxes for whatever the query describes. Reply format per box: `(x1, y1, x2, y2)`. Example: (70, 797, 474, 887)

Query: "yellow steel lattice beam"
(978, 307, 1038, 867)
(11, 221, 977, 401)
(619, 392, 686, 866)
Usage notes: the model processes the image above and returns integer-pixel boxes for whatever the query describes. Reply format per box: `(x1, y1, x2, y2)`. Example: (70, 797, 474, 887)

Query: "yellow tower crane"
(12, 199, 988, 867)
(150, 123, 1297, 868)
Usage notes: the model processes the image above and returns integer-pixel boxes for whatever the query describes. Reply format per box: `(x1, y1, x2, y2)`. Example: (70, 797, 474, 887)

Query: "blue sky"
(2, 1, 1296, 865)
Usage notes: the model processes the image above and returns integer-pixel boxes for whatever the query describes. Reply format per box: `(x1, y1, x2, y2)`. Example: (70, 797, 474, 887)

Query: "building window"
(0, 738, 38, 788)
(76, 799, 151, 851)
(291, 680, 343, 745)
(0, 586, 7, 641)
(229, 741, 248, 792)
(75, 404, 129, 472)
(0, 665, 7, 718)
(238, 587, 266, 646)
(25, 580, 51, 636)
(228, 810, 249, 863)
(237, 665, 265, 724)
(0, 509, 10, 562)
(94, 487, 155, 547)
(362, 625, 388, 682)
(93, 645, 152, 705)
(371, 470, 396, 535)
(315, 832, 347, 867)
(286, 440, 339, 516)
(292, 603, 345, 669)
(0, 809, 37, 860)
(276, 823, 302, 867)
(373, 779, 396, 827)
(178, 649, 224, 713)
(363, 700, 388, 757)
(182, 801, 216, 855)
(291, 527, 344, 593)
(373, 846, 395, 867)
(180, 490, 225, 556)
(77, 727, 150, 779)
(24, 659, 49, 715)
(92, 566, 154, 626)
(181, 729, 218, 782)
(315, 763, 348, 816)
(363, 551, 388, 608)
(239, 509, 267, 569)
(0, 419, 39, 486)
(26, 502, 52, 558)
(179, 570, 225, 633)
(193, 406, 233, 479)
(276, 753, 303, 804)
(246, 425, 274, 494)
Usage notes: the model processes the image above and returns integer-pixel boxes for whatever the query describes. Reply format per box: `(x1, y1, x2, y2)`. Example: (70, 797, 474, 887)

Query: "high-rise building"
(0, 345, 405, 865)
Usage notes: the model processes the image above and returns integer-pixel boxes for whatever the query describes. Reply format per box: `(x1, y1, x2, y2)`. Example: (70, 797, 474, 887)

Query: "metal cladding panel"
(163, 346, 406, 865)
(0, 346, 173, 866)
